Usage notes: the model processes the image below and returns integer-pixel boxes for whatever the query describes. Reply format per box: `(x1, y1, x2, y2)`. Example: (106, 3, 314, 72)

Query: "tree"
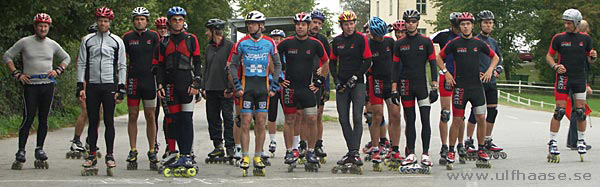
(236, 0, 315, 17)
(341, 0, 370, 29)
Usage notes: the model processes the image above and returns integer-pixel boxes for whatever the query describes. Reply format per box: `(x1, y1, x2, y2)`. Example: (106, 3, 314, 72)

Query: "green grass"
(323, 115, 338, 122)
(0, 101, 129, 139)
(501, 90, 600, 117)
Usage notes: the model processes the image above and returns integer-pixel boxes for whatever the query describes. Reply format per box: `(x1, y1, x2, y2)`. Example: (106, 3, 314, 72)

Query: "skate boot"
(350, 151, 365, 175)
(305, 150, 320, 172)
(158, 151, 178, 174)
(332, 153, 352, 174)
(400, 154, 418, 174)
(485, 139, 507, 159)
(386, 151, 404, 171)
(284, 150, 298, 172)
(363, 146, 373, 162)
(84, 142, 102, 159)
(205, 146, 228, 164)
(11, 149, 26, 170)
(577, 139, 587, 162)
(261, 151, 272, 166)
(298, 141, 307, 165)
(233, 146, 242, 167)
(240, 156, 250, 177)
(163, 154, 197, 178)
(67, 139, 85, 159)
(457, 144, 467, 164)
(34, 148, 49, 169)
(148, 150, 160, 171)
(268, 140, 277, 158)
(465, 138, 477, 161)
(371, 150, 383, 172)
(361, 141, 372, 154)
(419, 154, 433, 174)
(125, 149, 138, 170)
(439, 145, 448, 165)
(315, 140, 328, 164)
(547, 140, 560, 163)
(226, 147, 235, 165)
(446, 151, 456, 170)
(475, 149, 492, 168)
(253, 156, 267, 176)
(81, 154, 98, 176)
(105, 154, 116, 176)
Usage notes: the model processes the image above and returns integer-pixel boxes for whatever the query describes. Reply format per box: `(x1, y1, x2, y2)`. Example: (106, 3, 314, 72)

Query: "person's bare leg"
(127, 106, 139, 150)
(317, 106, 324, 141)
(254, 113, 268, 154)
(241, 114, 252, 153)
(370, 104, 383, 149)
(144, 107, 157, 151)
(386, 101, 401, 148)
(284, 114, 296, 149)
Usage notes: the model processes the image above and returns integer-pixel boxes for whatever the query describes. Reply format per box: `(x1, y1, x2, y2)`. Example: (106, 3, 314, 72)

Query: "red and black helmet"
(457, 12, 475, 23)
(96, 7, 115, 20)
(155, 17, 168, 27)
(294, 12, 311, 24)
(391, 20, 406, 31)
(34, 13, 52, 24)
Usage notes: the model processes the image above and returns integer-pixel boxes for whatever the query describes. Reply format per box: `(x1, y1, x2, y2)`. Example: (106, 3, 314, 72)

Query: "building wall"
(370, 0, 439, 36)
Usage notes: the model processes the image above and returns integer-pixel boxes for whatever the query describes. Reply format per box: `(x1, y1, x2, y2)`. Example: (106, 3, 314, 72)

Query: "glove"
(76, 82, 84, 97)
(429, 89, 438, 104)
(335, 83, 346, 93)
(391, 90, 400, 105)
(345, 75, 358, 89)
(495, 65, 503, 74)
(117, 84, 126, 100)
(191, 76, 202, 89)
(54, 66, 65, 76)
(11, 70, 22, 80)
(234, 79, 243, 91)
(313, 75, 325, 87)
(270, 81, 280, 92)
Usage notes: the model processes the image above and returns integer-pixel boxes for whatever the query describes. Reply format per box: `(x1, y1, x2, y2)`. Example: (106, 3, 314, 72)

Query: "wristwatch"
(442, 69, 448, 74)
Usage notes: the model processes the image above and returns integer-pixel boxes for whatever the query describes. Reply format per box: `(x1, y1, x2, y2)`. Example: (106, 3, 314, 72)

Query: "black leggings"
(86, 83, 117, 155)
(404, 106, 431, 154)
(268, 91, 280, 122)
(18, 84, 55, 149)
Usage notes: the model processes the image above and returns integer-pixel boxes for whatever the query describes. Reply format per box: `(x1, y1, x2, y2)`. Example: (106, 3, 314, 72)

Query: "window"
(377, 1, 380, 17)
(418, 28, 427, 35)
(417, 0, 427, 15)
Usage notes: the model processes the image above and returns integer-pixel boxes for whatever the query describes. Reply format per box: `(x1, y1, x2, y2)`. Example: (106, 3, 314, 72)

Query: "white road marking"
(505, 115, 518, 120)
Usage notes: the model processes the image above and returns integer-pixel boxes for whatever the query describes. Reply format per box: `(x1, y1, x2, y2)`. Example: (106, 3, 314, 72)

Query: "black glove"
(391, 90, 400, 105)
(54, 66, 65, 76)
(345, 75, 358, 89)
(313, 75, 325, 87)
(76, 82, 84, 97)
(191, 76, 202, 89)
(11, 70, 22, 80)
(335, 83, 346, 93)
(429, 89, 438, 104)
(495, 65, 503, 74)
(117, 84, 126, 100)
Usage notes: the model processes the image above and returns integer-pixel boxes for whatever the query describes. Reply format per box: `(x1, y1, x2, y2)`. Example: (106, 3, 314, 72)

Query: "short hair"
(578, 20, 590, 33)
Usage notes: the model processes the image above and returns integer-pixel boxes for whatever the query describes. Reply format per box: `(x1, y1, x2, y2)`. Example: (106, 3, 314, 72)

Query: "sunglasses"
(406, 20, 419, 23)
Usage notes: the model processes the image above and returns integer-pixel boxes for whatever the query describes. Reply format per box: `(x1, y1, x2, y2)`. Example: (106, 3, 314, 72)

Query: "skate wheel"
(242, 169, 248, 177)
(439, 159, 446, 166)
(66, 152, 70, 159)
(446, 163, 453, 170)
(320, 157, 327, 164)
(107, 168, 113, 176)
(580, 155, 584, 162)
(500, 152, 507, 159)
(174, 168, 182, 177)
(163, 168, 173, 177)
(492, 152, 499, 159)
(288, 165, 294, 172)
(187, 168, 197, 177)
(331, 167, 338, 174)
(270, 152, 275, 158)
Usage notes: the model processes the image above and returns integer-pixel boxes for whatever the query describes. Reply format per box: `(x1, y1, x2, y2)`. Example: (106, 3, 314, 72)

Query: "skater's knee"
(486, 107, 498, 123)
(553, 107, 566, 120)
(440, 110, 451, 122)
(575, 107, 586, 121)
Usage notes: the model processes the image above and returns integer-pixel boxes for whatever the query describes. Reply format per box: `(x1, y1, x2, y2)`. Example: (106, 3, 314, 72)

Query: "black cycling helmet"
(477, 10, 495, 22)
(403, 9, 421, 21)
(205, 19, 226, 30)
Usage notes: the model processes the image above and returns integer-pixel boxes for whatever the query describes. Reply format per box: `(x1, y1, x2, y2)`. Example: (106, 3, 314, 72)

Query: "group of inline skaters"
(3, 4, 595, 178)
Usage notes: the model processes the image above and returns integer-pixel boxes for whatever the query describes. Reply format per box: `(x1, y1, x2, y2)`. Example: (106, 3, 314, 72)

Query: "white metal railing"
(498, 90, 555, 108)
(497, 80, 600, 94)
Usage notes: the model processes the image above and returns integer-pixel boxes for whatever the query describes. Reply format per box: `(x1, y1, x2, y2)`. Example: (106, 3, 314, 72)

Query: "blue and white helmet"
(270, 29, 286, 37)
(369, 17, 388, 37)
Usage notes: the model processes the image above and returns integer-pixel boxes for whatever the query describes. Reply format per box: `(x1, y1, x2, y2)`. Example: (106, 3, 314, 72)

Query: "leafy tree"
(341, 0, 370, 29)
